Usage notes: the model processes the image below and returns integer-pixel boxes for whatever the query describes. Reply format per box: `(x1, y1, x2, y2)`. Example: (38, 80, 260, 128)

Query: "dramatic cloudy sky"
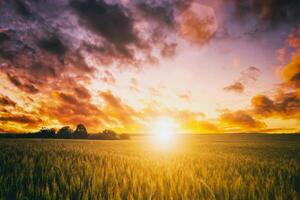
(0, 0, 299, 133)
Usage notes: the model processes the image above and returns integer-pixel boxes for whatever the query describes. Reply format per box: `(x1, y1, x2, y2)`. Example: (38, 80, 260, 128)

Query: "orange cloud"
(99, 90, 138, 126)
(183, 119, 219, 133)
(220, 110, 266, 130)
(251, 92, 300, 120)
(73, 86, 91, 99)
(177, 3, 217, 44)
(282, 53, 300, 88)
(37, 90, 105, 132)
(0, 95, 16, 107)
(0, 114, 41, 125)
(281, 29, 300, 88)
(0, 112, 43, 133)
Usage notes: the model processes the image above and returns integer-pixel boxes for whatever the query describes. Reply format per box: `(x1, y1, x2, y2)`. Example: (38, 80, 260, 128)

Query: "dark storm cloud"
(0, 30, 9, 44)
(37, 35, 67, 56)
(0, 0, 188, 98)
(11, 0, 34, 19)
(134, 0, 189, 26)
(230, 0, 300, 30)
(136, 1, 175, 27)
(70, 0, 139, 58)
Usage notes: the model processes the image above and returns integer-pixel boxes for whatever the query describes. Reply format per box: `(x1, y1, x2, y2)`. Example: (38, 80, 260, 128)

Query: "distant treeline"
(0, 124, 130, 140)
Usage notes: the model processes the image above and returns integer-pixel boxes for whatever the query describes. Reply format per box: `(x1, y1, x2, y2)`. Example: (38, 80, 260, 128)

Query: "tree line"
(0, 124, 130, 140)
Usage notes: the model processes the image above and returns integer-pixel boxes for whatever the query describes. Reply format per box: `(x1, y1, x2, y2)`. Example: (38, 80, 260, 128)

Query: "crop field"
(0, 134, 300, 200)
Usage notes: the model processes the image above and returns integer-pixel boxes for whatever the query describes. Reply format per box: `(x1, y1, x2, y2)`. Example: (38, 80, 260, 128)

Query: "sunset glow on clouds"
(0, 0, 299, 133)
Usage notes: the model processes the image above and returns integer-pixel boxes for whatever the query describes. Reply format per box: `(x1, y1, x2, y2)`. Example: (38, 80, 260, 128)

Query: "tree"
(38, 127, 56, 138)
(73, 124, 88, 139)
(102, 129, 117, 139)
(57, 126, 73, 139)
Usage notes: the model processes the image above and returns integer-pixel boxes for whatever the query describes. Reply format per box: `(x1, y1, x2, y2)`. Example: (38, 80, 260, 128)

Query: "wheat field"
(0, 134, 300, 200)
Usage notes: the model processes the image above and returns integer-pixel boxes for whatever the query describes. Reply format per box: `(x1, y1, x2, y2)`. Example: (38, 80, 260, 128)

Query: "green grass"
(0, 134, 300, 200)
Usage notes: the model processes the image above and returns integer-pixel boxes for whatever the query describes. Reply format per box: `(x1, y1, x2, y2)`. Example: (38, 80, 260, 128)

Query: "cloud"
(6, 73, 39, 94)
(180, 118, 219, 133)
(99, 90, 138, 126)
(0, 0, 194, 103)
(99, 90, 123, 109)
(101, 70, 116, 85)
(136, 1, 177, 28)
(0, 114, 39, 124)
(229, 0, 300, 30)
(220, 29, 300, 130)
(37, 35, 67, 56)
(240, 66, 261, 84)
(282, 30, 300, 88)
(38, 91, 105, 130)
(11, 0, 34, 19)
(220, 110, 266, 129)
(257, 127, 299, 133)
(73, 85, 91, 99)
(1, 0, 299, 134)
(0, 113, 42, 127)
(160, 43, 177, 58)
(70, 0, 139, 58)
(177, 2, 218, 45)
(0, 95, 16, 107)
(198, 121, 219, 133)
(223, 81, 244, 93)
(288, 29, 300, 48)
(223, 66, 261, 94)
(251, 95, 274, 116)
(251, 92, 300, 119)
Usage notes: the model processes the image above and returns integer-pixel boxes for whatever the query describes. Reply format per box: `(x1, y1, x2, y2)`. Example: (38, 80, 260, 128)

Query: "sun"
(151, 117, 176, 142)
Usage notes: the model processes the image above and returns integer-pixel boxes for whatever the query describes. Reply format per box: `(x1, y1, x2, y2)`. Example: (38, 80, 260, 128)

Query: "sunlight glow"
(152, 117, 176, 143)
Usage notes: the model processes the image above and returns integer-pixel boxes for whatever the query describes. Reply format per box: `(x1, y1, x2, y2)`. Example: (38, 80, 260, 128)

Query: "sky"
(0, 0, 299, 134)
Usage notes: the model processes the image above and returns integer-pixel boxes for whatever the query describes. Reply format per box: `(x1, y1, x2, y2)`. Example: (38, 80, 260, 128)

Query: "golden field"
(0, 134, 300, 200)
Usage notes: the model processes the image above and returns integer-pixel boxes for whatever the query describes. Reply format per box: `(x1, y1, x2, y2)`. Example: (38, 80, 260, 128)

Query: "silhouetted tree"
(57, 126, 73, 139)
(73, 124, 88, 139)
(89, 129, 118, 140)
(0, 123, 127, 140)
(38, 127, 56, 138)
(102, 129, 117, 138)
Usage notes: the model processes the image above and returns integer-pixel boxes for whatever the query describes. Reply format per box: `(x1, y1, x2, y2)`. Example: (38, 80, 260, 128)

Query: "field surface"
(0, 134, 300, 200)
